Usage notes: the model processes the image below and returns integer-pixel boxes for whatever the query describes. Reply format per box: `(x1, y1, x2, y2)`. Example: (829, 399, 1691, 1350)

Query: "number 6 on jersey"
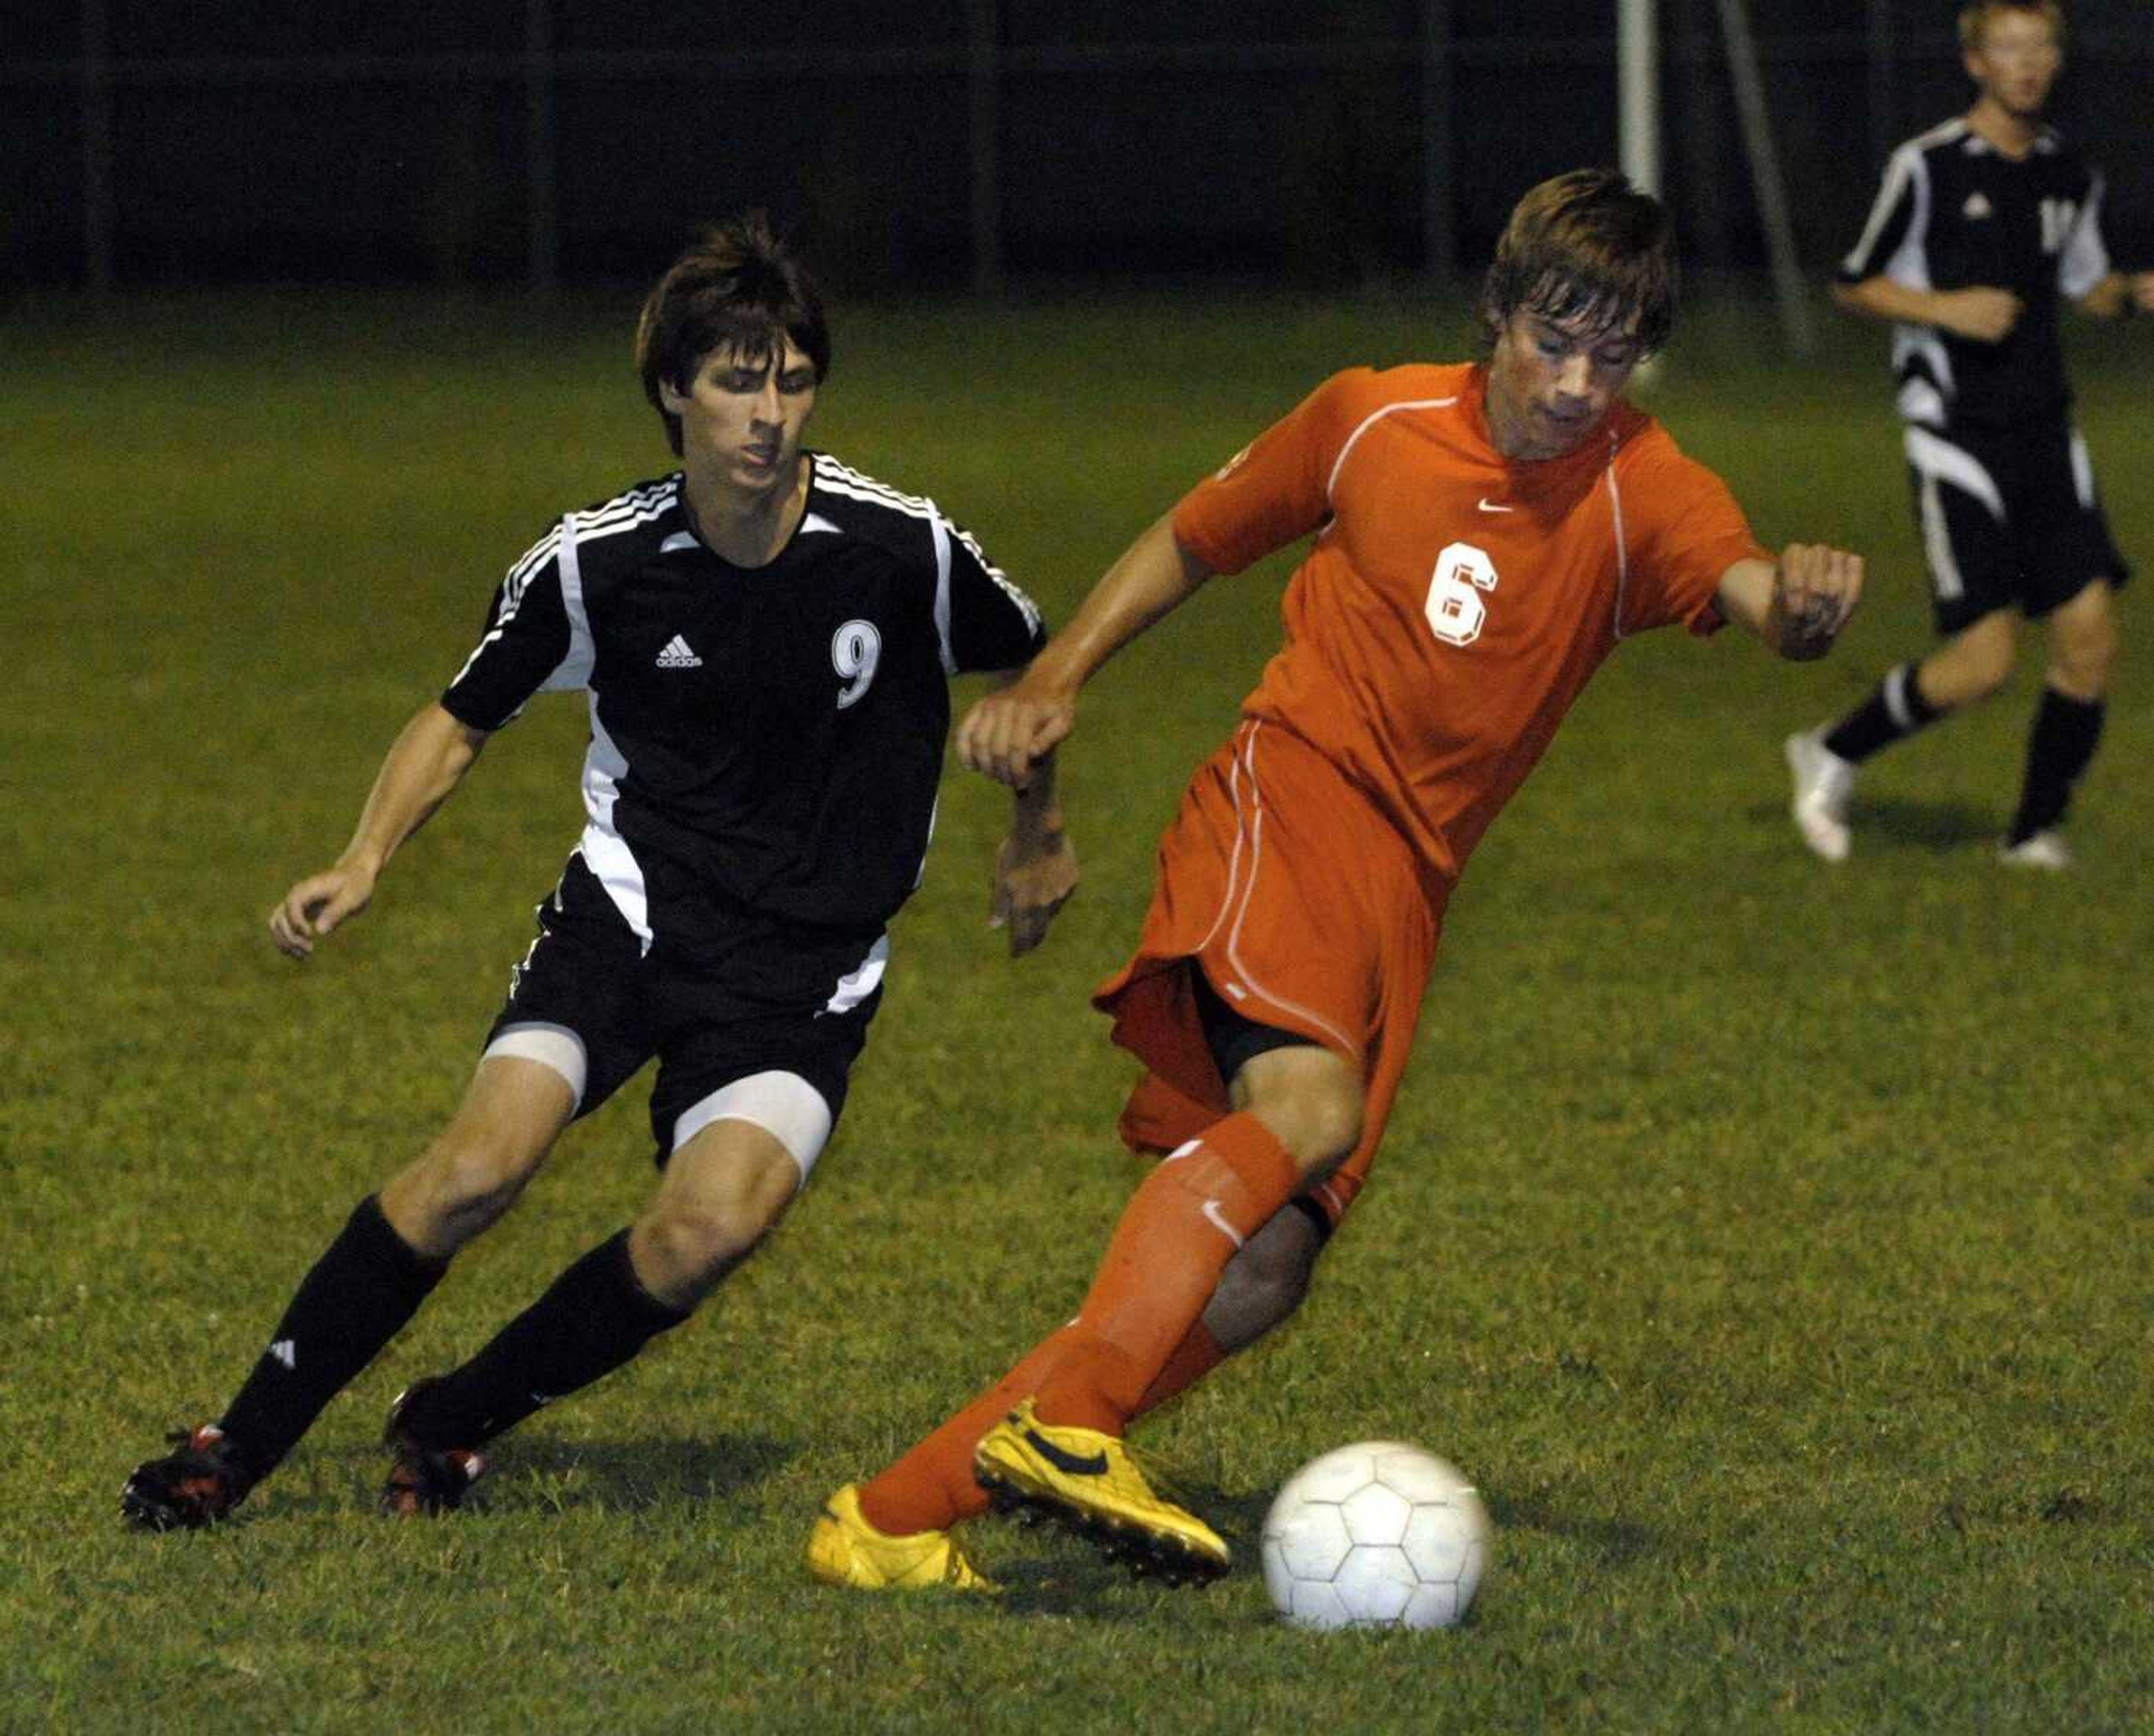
(1425, 542, 1499, 647)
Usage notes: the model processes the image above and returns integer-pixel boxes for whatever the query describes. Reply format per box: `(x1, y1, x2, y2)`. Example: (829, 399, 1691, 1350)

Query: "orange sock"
(857, 1329, 1075, 1537)
(857, 1314, 1232, 1538)
(1133, 1316, 1227, 1415)
(1032, 1111, 1298, 1435)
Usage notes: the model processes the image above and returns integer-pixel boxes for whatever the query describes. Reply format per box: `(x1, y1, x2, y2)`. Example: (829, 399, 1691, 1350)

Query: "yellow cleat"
(806, 1484, 996, 1592)
(972, 1398, 1230, 1583)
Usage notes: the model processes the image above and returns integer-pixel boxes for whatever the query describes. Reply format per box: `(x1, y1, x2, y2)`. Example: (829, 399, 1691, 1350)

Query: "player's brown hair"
(1480, 168, 1676, 357)
(1959, 1, 2064, 52)
(636, 213, 830, 457)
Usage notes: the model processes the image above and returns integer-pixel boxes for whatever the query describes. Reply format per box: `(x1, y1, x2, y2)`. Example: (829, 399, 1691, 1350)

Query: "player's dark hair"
(636, 213, 830, 457)
(1480, 168, 1677, 357)
(1959, 1, 2064, 53)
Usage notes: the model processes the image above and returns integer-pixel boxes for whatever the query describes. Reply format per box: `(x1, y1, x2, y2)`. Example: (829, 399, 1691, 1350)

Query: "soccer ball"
(1260, 1442, 1489, 1631)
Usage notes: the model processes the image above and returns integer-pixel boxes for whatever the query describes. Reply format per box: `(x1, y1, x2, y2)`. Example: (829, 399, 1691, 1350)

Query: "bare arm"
(1831, 275, 2022, 344)
(268, 700, 491, 958)
(1714, 546, 1865, 663)
(956, 510, 1215, 789)
(2074, 270, 2154, 320)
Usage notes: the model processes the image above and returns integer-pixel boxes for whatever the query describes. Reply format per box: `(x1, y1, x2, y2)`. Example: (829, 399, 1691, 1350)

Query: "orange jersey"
(1172, 363, 1768, 888)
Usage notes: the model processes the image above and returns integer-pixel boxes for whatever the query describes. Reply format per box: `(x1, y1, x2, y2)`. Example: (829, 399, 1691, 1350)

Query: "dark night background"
(4, 1, 2149, 294)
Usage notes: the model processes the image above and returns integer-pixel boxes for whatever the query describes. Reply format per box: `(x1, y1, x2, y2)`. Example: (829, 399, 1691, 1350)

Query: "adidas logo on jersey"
(1963, 192, 1994, 221)
(655, 634, 703, 669)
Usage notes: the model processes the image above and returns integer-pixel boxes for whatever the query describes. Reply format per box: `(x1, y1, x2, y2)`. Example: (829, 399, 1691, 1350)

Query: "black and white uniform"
(1838, 117, 2128, 634)
(439, 454, 1046, 1171)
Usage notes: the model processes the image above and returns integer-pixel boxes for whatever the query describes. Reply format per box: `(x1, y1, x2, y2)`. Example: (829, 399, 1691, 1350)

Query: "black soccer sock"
(397, 1228, 691, 1450)
(1822, 662, 1944, 764)
(2007, 687, 2105, 844)
(217, 1195, 447, 1480)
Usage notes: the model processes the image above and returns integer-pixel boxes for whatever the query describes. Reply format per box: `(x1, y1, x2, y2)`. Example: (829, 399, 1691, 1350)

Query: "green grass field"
(4, 287, 2151, 1733)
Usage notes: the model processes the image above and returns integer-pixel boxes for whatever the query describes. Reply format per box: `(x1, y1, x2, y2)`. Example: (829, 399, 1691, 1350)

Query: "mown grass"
(3, 288, 2150, 1733)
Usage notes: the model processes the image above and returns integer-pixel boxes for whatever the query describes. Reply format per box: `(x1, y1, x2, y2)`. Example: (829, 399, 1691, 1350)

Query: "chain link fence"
(4, 1, 2148, 296)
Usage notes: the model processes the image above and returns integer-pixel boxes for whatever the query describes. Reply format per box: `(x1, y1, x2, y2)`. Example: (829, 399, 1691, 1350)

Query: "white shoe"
(1997, 830, 2073, 871)
(1784, 730, 1854, 863)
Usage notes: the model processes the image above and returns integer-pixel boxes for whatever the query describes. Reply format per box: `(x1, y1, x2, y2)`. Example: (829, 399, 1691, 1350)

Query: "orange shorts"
(1092, 719, 1446, 1227)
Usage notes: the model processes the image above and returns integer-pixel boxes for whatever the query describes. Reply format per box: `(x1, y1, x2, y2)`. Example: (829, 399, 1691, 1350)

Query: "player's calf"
(1203, 1201, 1326, 1353)
(630, 1120, 803, 1307)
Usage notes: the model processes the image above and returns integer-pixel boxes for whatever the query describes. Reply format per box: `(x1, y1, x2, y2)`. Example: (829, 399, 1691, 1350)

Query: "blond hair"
(1958, 1, 2064, 52)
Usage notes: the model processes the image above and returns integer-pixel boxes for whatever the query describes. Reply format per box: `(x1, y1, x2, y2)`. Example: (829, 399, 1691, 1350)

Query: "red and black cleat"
(121, 1425, 253, 1531)
(380, 1380, 489, 1517)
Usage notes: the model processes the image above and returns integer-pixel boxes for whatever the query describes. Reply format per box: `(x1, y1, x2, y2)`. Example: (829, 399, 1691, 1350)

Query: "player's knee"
(637, 1172, 795, 1302)
(636, 1206, 744, 1298)
(2050, 600, 2116, 696)
(1240, 1048, 1365, 1177)
(660, 1192, 784, 1271)
(393, 1126, 545, 1253)
(1272, 1079, 1365, 1176)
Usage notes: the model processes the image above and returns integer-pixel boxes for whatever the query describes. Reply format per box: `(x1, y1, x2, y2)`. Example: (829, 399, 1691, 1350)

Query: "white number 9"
(831, 619, 882, 708)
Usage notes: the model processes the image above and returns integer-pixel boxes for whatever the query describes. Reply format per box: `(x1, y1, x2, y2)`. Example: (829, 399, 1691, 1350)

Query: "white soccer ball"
(1260, 1441, 1490, 1631)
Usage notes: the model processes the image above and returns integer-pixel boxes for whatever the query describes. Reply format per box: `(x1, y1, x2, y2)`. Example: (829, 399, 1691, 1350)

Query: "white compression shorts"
(484, 1023, 590, 1105)
(481, 1025, 833, 1184)
(669, 1070, 834, 1184)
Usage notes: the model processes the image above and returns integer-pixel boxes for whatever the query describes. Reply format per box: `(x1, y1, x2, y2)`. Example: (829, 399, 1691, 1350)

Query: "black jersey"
(441, 454, 1047, 948)
(1837, 118, 2110, 430)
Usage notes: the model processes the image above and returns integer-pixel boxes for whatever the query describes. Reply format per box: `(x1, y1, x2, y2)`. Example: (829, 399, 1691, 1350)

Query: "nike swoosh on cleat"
(1024, 1429, 1109, 1477)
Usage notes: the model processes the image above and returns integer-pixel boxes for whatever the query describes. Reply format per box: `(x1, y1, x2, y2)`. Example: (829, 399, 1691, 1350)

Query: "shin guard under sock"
(2008, 688, 2104, 844)
(858, 1329, 1079, 1537)
(858, 1311, 1235, 1539)
(1824, 662, 1943, 764)
(1032, 1111, 1299, 1436)
(398, 1228, 689, 1449)
(218, 1195, 445, 1479)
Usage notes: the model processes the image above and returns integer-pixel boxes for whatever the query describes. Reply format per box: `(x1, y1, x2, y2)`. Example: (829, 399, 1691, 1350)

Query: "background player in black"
(1786, 0, 2153, 869)
(121, 215, 1073, 1531)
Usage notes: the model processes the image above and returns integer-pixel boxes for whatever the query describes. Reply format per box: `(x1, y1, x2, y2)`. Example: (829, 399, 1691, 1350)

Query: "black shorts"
(486, 853, 881, 1166)
(1190, 966, 1333, 1245)
(1903, 419, 2130, 636)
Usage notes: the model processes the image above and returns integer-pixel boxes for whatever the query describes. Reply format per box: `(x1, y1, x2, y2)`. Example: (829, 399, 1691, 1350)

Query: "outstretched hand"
(268, 862, 378, 959)
(1771, 544, 1864, 661)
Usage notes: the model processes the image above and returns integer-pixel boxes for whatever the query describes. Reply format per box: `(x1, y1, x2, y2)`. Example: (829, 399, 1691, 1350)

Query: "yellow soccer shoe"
(972, 1398, 1229, 1583)
(806, 1483, 996, 1592)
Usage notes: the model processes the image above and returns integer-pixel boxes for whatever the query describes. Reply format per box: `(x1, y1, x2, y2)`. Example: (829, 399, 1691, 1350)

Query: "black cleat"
(122, 1425, 253, 1531)
(380, 1379, 488, 1517)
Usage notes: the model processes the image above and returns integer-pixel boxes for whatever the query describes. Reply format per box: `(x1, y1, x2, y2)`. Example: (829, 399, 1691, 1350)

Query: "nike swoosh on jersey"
(1477, 498, 1515, 513)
